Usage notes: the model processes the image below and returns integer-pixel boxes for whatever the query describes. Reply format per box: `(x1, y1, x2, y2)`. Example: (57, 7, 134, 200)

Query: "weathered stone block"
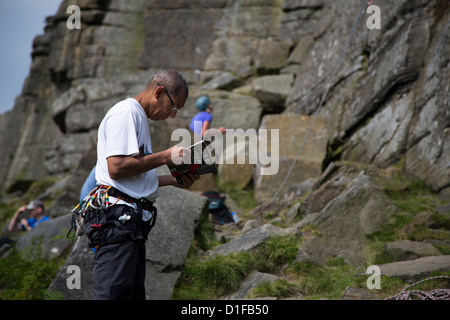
(254, 113, 328, 203)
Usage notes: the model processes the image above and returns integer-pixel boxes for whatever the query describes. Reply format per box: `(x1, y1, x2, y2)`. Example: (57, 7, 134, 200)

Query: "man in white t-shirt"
(88, 69, 199, 300)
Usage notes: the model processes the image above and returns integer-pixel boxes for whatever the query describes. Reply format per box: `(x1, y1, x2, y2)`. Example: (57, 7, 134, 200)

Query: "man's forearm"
(107, 151, 171, 180)
(8, 207, 25, 231)
(158, 175, 178, 187)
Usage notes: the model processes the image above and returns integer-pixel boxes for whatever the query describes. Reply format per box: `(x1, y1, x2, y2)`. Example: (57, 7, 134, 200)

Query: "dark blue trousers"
(86, 205, 147, 300)
(93, 238, 146, 300)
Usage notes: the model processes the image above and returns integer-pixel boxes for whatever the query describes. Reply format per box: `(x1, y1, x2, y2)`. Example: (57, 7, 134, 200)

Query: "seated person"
(8, 200, 49, 232)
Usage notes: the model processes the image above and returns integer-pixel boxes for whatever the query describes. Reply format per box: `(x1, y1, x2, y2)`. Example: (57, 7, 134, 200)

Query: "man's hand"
(176, 173, 200, 189)
(18, 205, 27, 213)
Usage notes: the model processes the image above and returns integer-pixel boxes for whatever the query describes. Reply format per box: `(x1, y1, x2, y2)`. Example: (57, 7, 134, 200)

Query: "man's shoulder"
(109, 98, 135, 113)
(104, 98, 144, 120)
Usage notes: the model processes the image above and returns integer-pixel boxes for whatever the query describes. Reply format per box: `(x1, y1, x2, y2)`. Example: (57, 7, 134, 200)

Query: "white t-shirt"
(96, 98, 160, 202)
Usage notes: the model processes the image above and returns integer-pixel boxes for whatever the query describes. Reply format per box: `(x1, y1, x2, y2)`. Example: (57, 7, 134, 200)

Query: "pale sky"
(0, 0, 62, 115)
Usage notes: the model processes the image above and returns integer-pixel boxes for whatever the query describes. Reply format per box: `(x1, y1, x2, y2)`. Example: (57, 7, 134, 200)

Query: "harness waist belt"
(100, 185, 154, 211)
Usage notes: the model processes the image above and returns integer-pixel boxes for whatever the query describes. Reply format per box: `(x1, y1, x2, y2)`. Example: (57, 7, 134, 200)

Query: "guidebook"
(167, 140, 217, 184)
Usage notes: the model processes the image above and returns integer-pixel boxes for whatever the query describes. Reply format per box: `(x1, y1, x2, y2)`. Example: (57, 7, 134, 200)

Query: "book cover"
(167, 140, 217, 183)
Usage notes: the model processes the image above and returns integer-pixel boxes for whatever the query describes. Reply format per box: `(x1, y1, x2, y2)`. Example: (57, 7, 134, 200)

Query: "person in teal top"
(8, 199, 50, 232)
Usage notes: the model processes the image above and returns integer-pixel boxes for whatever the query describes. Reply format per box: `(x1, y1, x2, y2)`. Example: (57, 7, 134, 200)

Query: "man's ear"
(154, 85, 164, 99)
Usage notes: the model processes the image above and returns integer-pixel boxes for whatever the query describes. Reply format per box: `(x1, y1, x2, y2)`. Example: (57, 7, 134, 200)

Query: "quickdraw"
(67, 186, 116, 239)
(67, 186, 157, 248)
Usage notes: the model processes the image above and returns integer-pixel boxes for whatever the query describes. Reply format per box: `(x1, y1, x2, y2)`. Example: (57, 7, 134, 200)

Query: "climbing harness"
(67, 185, 157, 252)
(385, 276, 450, 300)
(67, 186, 113, 239)
(272, 0, 371, 201)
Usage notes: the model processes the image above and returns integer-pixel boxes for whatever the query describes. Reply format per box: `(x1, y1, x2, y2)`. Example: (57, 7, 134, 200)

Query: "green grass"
(365, 177, 450, 264)
(174, 234, 301, 300)
(0, 244, 65, 300)
(285, 258, 361, 299)
(253, 235, 300, 273)
(248, 278, 300, 298)
(174, 252, 256, 299)
(386, 179, 440, 215)
(192, 211, 217, 252)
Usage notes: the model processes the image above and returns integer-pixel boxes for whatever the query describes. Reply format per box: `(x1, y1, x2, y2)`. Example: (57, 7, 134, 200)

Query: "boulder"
(437, 203, 450, 215)
(378, 255, 450, 281)
(213, 224, 295, 256)
(286, 35, 314, 66)
(144, 186, 208, 300)
(217, 138, 254, 190)
(225, 271, 281, 300)
(283, 178, 315, 202)
(384, 240, 442, 262)
(16, 214, 73, 260)
(47, 236, 95, 300)
(296, 171, 403, 267)
(199, 72, 243, 91)
(254, 38, 291, 74)
(343, 286, 377, 300)
(252, 74, 294, 113)
(254, 113, 328, 203)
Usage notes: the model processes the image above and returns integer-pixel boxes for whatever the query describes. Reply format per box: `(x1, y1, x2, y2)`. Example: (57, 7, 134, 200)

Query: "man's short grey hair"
(148, 69, 189, 98)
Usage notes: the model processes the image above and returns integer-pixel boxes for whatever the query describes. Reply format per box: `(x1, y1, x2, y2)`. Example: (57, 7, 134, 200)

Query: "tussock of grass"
(254, 235, 300, 274)
(249, 278, 300, 298)
(174, 252, 255, 299)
